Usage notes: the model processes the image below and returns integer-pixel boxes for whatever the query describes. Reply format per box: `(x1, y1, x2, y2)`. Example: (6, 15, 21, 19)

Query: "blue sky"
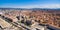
(0, 0, 60, 8)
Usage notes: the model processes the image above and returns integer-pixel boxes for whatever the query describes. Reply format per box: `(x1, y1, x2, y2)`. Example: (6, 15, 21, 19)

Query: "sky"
(0, 0, 60, 8)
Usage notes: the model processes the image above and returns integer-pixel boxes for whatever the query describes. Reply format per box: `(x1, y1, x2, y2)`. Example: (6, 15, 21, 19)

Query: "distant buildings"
(0, 9, 60, 30)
